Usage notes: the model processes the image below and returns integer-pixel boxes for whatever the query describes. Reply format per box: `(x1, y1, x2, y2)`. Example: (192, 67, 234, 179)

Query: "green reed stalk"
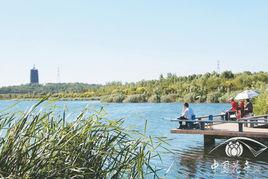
(0, 99, 166, 178)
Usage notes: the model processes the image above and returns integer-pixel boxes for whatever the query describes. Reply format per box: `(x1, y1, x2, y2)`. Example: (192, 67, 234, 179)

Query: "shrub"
(123, 94, 147, 103)
(101, 94, 125, 103)
(112, 94, 125, 103)
(100, 95, 114, 103)
(254, 92, 268, 115)
(183, 92, 196, 103)
(206, 92, 222, 103)
(148, 95, 161, 103)
(160, 94, 178, 103)
(218, 91, 239, 103)
(195, 95, 207, 103)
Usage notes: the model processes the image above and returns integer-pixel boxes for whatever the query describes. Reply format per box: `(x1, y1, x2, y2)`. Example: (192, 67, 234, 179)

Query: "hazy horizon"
(1, 0, 268, 86)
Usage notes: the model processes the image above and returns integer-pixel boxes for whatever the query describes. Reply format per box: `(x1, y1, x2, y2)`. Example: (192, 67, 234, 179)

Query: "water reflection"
(0, 101, 267, 178)
(173, 139, 268, 179)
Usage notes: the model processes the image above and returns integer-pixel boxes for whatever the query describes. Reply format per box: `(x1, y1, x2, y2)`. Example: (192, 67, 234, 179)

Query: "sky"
(0, 0, 268, 86)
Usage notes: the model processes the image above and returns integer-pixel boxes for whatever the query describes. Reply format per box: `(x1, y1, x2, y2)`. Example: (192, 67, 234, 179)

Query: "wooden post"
(200, 122, 205, 130)
(238, 122, 243, 132)
(221, 114, 225, 121)
(204, 135, 215, 146)
(244, 119, 248, 127)
(250, 120, 256, 128)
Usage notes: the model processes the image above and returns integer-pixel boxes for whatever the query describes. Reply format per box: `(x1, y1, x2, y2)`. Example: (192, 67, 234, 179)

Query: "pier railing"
(171, 114, 268, 132)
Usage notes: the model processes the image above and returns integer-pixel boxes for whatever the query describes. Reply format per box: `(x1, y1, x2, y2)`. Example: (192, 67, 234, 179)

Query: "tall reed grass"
(0, 99, 166, 178)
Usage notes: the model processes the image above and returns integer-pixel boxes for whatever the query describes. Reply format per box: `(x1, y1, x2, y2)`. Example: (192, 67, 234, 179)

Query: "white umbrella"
(235, 90, 259, 100)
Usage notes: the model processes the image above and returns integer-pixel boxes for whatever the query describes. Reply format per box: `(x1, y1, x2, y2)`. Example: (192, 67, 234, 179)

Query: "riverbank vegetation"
(0, 71, 268, 103)
(0, 99, 165, 178)
(254, 91, 268, 115)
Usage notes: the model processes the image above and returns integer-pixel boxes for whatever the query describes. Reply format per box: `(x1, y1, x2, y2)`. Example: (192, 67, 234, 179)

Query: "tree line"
(0, 71, 268, 104)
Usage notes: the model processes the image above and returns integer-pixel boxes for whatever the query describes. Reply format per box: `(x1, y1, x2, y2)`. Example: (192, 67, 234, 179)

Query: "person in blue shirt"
(179, 103, 195, 129)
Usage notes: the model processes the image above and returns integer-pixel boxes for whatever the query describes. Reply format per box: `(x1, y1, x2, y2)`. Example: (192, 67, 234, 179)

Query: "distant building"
(30, 67, 39, 84)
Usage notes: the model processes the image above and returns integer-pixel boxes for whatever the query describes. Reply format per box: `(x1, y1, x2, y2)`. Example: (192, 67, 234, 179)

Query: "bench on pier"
(171, 114, 225, 129)
(171, 114, 268, 131)
(174, 119, 268, 132)
(170, 114, 225, 122)
(191, 114, 225, 121)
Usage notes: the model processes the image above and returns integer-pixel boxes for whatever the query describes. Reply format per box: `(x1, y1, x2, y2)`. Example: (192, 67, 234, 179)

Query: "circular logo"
(225, 141, 243, 157)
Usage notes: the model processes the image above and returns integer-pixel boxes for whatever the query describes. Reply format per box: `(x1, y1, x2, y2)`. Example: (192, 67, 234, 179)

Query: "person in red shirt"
(239, 100, 245, 118)
(225, 98, 238, 120)
(231, 99, 238, 111)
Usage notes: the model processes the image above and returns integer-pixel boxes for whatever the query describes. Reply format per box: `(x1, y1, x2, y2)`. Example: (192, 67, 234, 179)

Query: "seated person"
(238, 100, 245, 118)
(244, 99, 253, 116)
(225, 98, 238, 121)
(179, 103, 195, 129)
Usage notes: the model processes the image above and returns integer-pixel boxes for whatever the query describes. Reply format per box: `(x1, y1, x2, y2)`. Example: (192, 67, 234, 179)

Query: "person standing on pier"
(179, 103, 195, 129)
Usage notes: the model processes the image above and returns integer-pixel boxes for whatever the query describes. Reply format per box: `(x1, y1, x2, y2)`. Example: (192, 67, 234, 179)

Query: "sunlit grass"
(0, 98, 166, 178)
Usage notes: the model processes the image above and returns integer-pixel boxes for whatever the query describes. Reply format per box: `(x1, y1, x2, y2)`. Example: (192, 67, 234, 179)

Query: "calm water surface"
(0, 100, 267, 179)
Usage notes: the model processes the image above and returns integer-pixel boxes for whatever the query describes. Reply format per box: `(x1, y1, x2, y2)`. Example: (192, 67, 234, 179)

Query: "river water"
(0, 100, 267, 179)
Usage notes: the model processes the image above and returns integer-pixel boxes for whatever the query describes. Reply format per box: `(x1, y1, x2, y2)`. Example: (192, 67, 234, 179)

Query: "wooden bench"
(171, 114, 225, 129)
(171, 114, 268, 131)
(175, 119, 220, 130)
(171, 114, 225, 122)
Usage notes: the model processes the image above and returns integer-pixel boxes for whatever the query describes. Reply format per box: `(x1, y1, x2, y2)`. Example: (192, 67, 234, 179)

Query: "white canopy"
(235, 90, 259, 100)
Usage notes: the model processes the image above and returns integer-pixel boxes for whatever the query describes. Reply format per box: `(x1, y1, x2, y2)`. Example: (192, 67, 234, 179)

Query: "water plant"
(0, 99, 164, 178)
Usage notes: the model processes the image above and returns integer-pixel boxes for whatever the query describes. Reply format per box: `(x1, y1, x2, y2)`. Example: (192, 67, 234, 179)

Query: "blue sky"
(0, 0, 268, 86)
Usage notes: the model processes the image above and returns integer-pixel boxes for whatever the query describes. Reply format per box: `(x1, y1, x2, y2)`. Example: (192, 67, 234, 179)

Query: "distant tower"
(30, 66, 39, 84)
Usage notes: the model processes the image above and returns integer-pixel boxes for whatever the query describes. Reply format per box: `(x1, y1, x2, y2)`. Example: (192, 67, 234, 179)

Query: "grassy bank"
(0, 71, 268, 103)
(0, 99, 166, 178)
(254, 91, 268, 115)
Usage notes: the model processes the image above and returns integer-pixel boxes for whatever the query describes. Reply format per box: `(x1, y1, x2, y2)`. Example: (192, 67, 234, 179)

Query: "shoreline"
(0, 97, 229, 104)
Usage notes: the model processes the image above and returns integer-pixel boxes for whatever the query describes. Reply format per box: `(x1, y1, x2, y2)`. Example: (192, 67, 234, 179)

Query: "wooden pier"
(171, 114, 268, 146)
(171, 122, 268, 137)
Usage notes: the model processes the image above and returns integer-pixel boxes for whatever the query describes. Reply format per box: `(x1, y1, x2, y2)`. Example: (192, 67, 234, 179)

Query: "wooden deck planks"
(171, 125, 268, 138)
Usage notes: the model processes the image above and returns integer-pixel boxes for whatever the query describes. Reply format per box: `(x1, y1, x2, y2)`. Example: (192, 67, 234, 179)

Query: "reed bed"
(0, 99, 165, 178)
